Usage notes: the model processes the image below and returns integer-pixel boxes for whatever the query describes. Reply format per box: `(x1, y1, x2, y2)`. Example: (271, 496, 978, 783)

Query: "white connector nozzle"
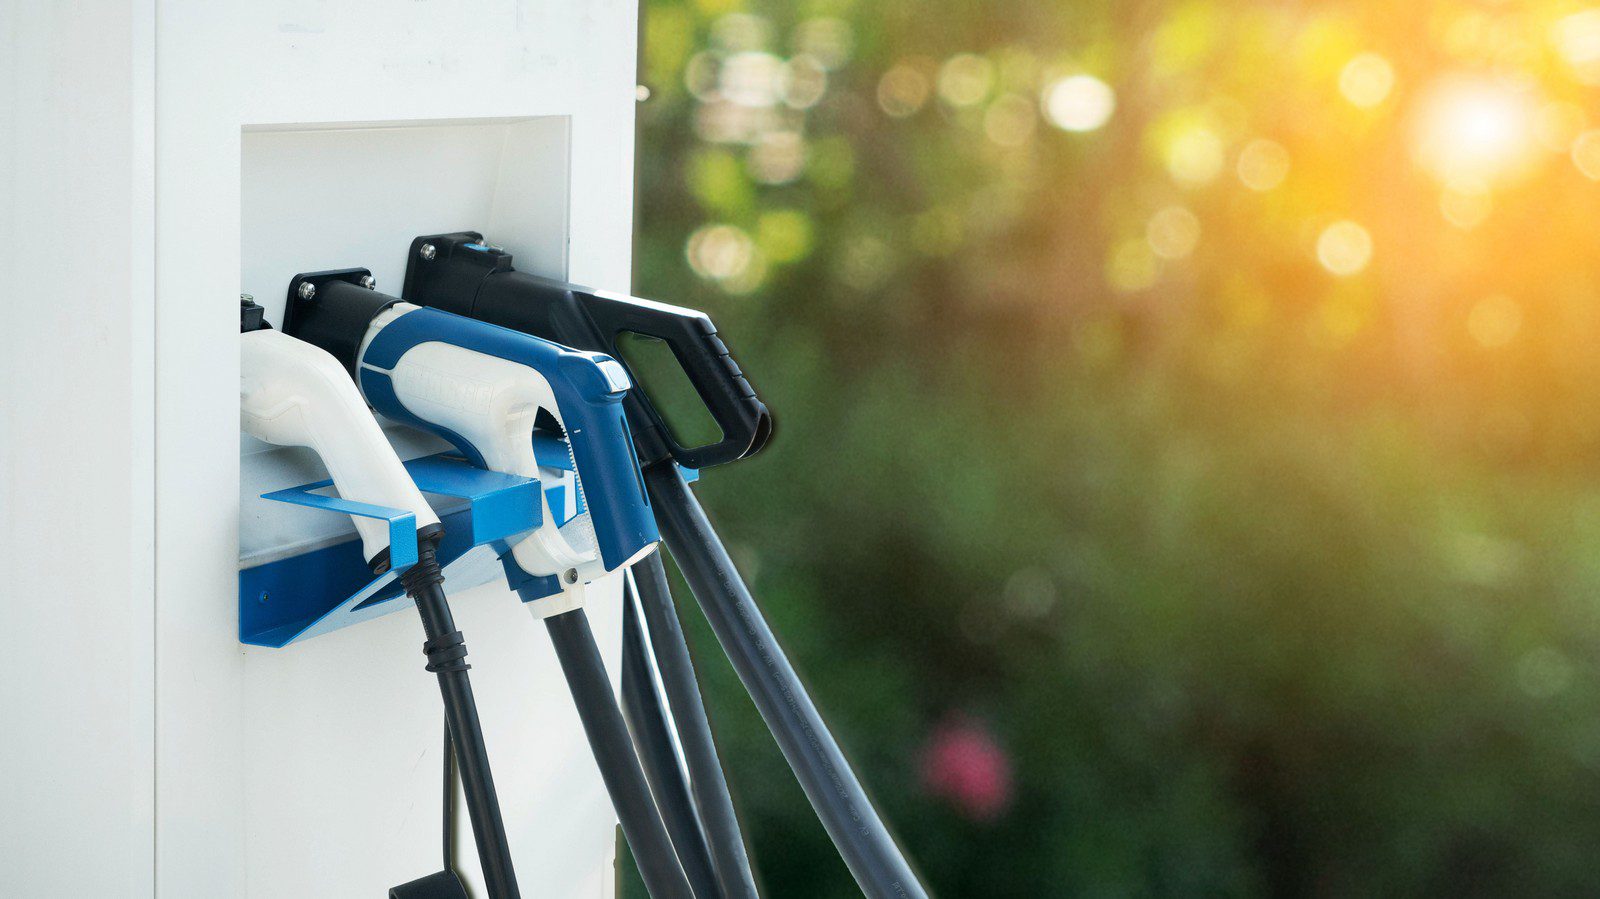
(241, 328, 440, 566)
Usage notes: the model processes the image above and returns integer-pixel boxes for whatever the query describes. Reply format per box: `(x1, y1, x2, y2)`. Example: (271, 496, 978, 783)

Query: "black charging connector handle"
(282, 269, 398, 379)
(402, 232, 772, 471)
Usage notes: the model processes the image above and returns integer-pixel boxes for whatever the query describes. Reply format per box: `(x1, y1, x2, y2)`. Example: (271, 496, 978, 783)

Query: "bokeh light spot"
(684, 51, 722, 101)
(1236, 138, 1290, 191)
(779, 55, 828, 110)
(938, 53, 995, 108)
(1166, 126, 1226, 186)
(1146, 206, 1201, 260)
(687, 223, 759, 287)
(1571, 129, 1600, 179)
(878, 63, 931, 118)
(1467, 294, 1522, 348)
(719, 51, 784, 108)
(1042, 74, 1115, 132)
(747, 130, 807, 185)
(1316, 220, 1373, 277)
(840, 234, 896, 292)
(1339, 53, 1395, 108)
(1553, 10, 1600, 85)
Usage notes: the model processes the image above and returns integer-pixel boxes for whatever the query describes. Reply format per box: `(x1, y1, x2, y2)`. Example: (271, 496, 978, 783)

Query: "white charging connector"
(358, 303, 617, 584)
(241, 328, 440, 566)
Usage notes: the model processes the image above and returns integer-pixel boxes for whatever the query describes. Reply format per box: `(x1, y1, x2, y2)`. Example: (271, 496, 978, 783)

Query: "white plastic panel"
(0, 2, 156, 896)
(7, 0, 644, 895)
(241, 117, 571, 326)
(151, 1, 641, 897)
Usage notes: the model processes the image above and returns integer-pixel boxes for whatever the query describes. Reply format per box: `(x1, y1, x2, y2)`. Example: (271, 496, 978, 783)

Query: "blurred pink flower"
(918, 714, 1013, 823)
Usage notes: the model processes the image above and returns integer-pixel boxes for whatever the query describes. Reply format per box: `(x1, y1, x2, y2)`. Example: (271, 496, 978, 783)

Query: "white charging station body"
(2, 2, 643, 895)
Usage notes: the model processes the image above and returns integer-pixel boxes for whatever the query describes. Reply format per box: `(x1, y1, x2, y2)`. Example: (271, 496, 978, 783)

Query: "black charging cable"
(398, 530, 522, 899)
(540, 606, 696, 899)
(644, 464, 929, 899)
(621, 555, 761, 898)
(443, 717, 457, 873)
(620, 578, 723, 899)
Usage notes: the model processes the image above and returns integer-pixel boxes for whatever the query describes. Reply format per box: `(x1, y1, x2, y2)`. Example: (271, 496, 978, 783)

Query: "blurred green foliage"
(629, 0, 1600, 895)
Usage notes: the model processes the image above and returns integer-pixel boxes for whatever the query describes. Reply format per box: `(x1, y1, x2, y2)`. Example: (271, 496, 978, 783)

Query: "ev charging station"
(6, 4, 645, 895)
(3, 3, 928, 898)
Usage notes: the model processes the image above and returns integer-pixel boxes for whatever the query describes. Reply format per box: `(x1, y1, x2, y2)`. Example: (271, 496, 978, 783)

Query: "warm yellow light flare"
(1146, 206, 1201, 260)
(1236, 139, 1290, 191)
(1553, 10, 1600, 86)
(1339, 53, 1395, 109)
(1317, 220, 1372, 277)
(1467, 294, 1522, 348)
(1571, 129, 1600, 179)
(1413, 77, 1538, 184)
(1043, 75, 1116, 132)
(1166, 126, 1225, 186)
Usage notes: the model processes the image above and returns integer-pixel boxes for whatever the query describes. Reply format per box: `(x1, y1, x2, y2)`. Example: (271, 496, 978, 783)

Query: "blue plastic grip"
(358, 306, 659, 571)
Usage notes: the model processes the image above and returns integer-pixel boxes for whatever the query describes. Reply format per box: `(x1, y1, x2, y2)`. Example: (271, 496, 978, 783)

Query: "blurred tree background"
(627, 0, 1600, 895)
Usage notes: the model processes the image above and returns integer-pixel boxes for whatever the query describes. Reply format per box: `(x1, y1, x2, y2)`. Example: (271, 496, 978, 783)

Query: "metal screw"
(420, 243, 437, 261)
(258, 591, 269, 604)
(359, 274, 376, 289)
(563, 568, 579, 584)
(240, 293, 254, 304)
(297, 281, 316, 300)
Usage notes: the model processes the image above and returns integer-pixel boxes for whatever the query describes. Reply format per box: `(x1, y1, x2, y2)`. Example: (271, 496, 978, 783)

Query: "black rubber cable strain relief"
(423, 630, 472, 673)
(400, 530, 471, 673)
(399, 543, 445, 595)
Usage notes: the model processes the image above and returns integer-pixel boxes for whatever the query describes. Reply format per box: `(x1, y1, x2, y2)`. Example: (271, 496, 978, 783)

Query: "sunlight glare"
(1413, 77, 1537, 184)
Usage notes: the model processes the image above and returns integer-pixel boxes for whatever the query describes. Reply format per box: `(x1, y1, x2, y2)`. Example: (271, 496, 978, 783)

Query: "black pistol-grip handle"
(403, 231, 772, 470)
(584, 292, 772, 470)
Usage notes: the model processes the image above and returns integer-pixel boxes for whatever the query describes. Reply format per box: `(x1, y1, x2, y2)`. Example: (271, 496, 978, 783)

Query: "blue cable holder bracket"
(239, 452, 542, 648)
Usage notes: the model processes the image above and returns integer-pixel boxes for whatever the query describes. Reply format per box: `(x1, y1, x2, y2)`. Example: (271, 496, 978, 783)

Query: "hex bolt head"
(420, 243, 437, 261)
(297, 282, 316, 300)
(359, 274, 376, 289)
